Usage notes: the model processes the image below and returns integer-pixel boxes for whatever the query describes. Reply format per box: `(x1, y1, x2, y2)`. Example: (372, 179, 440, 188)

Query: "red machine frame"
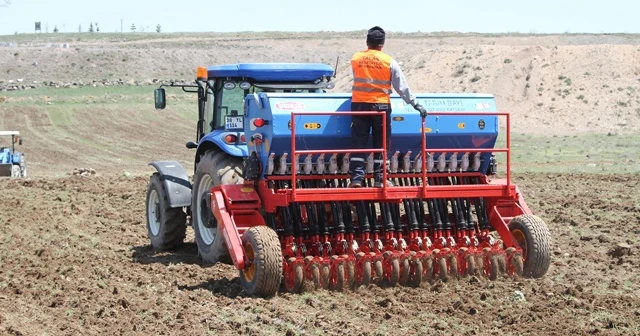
(210, 111, 530, 274)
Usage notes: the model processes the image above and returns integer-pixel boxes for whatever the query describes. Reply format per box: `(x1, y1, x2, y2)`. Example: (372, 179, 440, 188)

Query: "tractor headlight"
(223, 81, 236, 90)
(239, 81, 251, 90)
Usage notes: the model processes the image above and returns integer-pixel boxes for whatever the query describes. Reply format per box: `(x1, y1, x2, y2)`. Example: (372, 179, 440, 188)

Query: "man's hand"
(413, 103, 428, 118)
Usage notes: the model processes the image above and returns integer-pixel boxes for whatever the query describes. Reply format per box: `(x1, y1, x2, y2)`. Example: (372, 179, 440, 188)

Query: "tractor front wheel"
(239, 226, 282, 297)
(192, 149, 244, 264)
(509, 215, 551, 278)
(145, 173, 187, 250)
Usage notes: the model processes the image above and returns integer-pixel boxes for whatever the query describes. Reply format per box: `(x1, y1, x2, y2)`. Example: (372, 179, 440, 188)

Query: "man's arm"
(390, 59, 417, 106)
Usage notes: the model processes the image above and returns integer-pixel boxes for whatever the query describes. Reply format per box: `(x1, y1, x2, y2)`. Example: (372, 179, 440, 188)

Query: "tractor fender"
(148, 160, 192, 208)
(198, 133, 248, 159)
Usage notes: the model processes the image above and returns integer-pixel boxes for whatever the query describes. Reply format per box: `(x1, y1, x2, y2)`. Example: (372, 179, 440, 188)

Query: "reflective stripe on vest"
(351, 50, 392, 104)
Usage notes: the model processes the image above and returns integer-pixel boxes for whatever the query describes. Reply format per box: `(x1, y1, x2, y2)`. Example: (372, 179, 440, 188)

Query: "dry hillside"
(1, 32, 640, 135)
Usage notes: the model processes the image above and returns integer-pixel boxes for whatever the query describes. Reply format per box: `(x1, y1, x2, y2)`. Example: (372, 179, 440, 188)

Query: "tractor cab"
(153, 63, 335, 158)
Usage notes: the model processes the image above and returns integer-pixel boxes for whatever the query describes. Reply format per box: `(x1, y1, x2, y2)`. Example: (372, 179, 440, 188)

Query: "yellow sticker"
(458, 123, 466, 129)
(421, 127, 433, 133)
(241, 188, 255, 193)
(303, 123, 322, 130)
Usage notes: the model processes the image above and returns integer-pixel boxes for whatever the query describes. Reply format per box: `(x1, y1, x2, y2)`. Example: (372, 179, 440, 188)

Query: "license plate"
(225, 116, 243, 130)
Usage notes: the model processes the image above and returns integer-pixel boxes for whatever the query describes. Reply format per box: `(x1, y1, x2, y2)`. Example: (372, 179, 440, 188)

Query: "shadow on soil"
(131, 243, 248, 298)
(131, 243, 203, 266)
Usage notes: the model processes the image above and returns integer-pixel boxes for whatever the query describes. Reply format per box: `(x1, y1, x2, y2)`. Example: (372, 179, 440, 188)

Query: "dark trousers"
(349, 102, 392, 183)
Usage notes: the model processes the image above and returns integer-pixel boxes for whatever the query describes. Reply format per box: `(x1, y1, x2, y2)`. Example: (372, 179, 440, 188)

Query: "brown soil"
(0, 173, 638, 336)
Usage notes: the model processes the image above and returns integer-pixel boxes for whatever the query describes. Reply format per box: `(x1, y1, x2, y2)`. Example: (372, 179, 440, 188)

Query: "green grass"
(2, 86, 639, 174)
(496, 132, 640, 174)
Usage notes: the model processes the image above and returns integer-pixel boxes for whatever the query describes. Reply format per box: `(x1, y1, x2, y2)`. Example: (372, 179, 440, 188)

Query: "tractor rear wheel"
(509, 215, 551, 278)
(11, 165, 20, 177)
(20, 156, 26, 177)
(145, 173, 187, 250)
(192, 149, 244, 264)
(239, 226, 282, 297)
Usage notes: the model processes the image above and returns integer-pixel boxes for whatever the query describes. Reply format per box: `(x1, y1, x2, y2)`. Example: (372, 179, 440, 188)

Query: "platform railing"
(286, 110, 512, 202)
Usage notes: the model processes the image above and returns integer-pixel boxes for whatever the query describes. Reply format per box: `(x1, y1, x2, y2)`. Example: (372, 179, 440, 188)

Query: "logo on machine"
(475, 103, 491, 110)
(303, 123, 322, 130)
(478, 119, 486, 130)
(458, 123, 466, 129)
(275, 102, 305, 110)
(392, 116, 404, 121)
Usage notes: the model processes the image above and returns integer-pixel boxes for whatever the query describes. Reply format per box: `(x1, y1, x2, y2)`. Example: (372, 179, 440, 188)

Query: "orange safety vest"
(351, 49, 393, 104)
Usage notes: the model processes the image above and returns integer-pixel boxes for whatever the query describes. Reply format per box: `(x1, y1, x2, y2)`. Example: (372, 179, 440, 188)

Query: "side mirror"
(154, 88, 166, 110)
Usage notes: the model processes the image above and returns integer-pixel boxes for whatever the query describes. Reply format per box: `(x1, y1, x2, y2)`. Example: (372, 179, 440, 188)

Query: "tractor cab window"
(214, 84, 246, 131)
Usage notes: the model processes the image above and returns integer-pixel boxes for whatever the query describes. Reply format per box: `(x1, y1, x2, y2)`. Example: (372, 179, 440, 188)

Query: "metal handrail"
(290, 111, 387, 199)
(420, 111, 511, 198)
(288, 110, 511, 201)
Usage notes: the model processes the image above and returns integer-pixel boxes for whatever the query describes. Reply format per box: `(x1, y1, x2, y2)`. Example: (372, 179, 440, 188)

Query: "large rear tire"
(192, 149, 244, 264)
(11, 165, 20, 177)
(239, 226, 282, 297)
(509, 215, 551, 278)
(20, 156, 26, 177)
(146, 173, 187, 250)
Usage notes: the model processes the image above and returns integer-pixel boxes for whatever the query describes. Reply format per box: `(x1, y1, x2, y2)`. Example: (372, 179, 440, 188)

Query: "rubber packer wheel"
(438, 257, 448, 281)
(423, 257, 434, 283)
(509, 214, 551, 278)
(374, 260, 384, 286)
(410, 258, 423, 287)
(387, 258, 400, 287)
(330, 263, 345, 292)
(465, 254, 476, 277)
(239, 226, 282, 297)
(512, 254, 524, 277)
(399, 258, 411, 286)
(284, 258, 304, 293)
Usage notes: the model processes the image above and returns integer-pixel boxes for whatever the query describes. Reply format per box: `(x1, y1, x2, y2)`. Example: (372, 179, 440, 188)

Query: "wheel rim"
(512, 229, 527, 260)
(147, 189, 160, 236)
(196, 174, 216, 245)
(242, 240, 256, 282)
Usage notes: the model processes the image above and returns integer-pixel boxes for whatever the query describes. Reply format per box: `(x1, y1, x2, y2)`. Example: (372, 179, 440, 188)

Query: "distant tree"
(78, 24, 82, 33)
(89, 22, 94, 33)
(156, 24, 161, 33)
(0, 0, 10, 7)
(53, 26, 59, 33)
(95, 23, 100, 32)
(130, 23, 136, 32)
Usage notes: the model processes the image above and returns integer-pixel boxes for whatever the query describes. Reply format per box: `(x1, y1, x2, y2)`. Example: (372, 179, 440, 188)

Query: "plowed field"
(1, 173, 638, 335)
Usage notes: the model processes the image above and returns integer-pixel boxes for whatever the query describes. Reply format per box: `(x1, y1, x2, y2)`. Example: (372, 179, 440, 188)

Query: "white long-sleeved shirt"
(390, 59, 418, 106)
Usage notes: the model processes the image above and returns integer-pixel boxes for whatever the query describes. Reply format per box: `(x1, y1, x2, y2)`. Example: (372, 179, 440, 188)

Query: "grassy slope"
(1, 86, 638, 176)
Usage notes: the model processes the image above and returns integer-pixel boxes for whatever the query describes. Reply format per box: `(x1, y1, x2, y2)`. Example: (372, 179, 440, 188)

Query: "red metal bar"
(288, 110, 512, 201)
(271, 184, 516, 202)
(506, 113, 511, 193)
(382, 110, 387, 195)
(421, 117, 427, 198)
(290, 110, 386, 202)
(266, 171, 485, 180)
(295, 148, 383, 155)
(210, 189, 246, 270)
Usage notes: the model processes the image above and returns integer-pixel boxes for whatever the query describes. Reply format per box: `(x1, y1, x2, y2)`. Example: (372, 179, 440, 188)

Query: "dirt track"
(0, 173, 638, 335)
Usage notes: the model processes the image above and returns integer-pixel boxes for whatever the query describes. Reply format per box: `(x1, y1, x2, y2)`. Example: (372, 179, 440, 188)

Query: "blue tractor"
(0, 131, 27, 178)
(147, 63, 337, 263)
